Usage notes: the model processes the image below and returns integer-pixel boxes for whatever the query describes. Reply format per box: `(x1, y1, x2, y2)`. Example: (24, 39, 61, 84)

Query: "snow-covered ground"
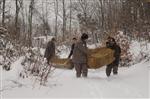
(0, 41, 150, 98)
(1, 59, 149, 98)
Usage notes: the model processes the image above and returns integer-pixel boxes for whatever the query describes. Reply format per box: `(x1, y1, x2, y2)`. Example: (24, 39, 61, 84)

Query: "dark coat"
(106, 41, 121, 65)
(72, 40, 88, 63)
(68, 43, 75, 58)
(106, 40, 121, 76)
(106, 41, 121, 59)
(44, 40, 55, 62)
(111, 44, 121, 59)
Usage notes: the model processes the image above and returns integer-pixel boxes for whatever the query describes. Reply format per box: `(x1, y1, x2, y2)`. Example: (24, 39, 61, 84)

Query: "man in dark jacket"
(44, 38, 56, 65)
(106, 37, 121, 77)
(68, 37, 77, 59)
(72, 33, 89, 78)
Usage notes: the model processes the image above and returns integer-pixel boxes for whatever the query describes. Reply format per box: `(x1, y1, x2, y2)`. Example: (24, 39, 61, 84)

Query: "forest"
(0, 0, 150, 98)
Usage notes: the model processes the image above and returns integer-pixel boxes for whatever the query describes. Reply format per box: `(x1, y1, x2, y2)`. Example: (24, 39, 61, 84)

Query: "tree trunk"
(69, 0, 72, 35)
(2, 0, 6, 27)
(15, 0, 20, 40)
(54, 0, 58, 38)
(28, 0, 34, 47)
(99, 0, 104, 33)
(62, 0, 66, 41)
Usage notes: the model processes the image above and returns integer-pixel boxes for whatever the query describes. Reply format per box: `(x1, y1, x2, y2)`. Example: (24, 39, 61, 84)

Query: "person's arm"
(45, 41, 56, 64)
(114, 45, 121, 58)
(118, 46, 121, 54)
(68, 44, 74, 58)
(44, 41, 50, 58)
(44, 48, 48, 58)
(106, 42, 109, 48)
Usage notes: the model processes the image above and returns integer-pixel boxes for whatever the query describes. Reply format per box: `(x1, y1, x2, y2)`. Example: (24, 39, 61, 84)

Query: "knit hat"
(81, 33, 88, 40)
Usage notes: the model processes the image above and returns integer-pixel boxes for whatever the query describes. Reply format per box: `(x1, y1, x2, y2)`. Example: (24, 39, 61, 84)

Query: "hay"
(51, 47, 114, 69)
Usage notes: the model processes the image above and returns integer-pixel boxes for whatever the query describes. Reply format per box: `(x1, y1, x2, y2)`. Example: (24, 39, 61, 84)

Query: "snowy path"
(1, 60, 149, 98)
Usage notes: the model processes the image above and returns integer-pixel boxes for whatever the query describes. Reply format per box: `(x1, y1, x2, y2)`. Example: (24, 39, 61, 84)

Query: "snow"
(130, 40, 150, 62)
(1, 60, 149, 98)
(118, 31, 124, 36)
(0, 41, 150, 98)
(33, 36, 54, 44)
(0, 27, 7, 33)
(1, 57, 25, 81)
(87, 43, 101, 49)
(57, 45, 70, 58)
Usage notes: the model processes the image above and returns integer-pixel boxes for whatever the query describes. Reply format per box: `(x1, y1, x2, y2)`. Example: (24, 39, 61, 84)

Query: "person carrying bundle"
(106, 37, 121, 77)
(72, 33, 89, 78)
(44, 38, 56, 65)
(40, 37, 56, 85)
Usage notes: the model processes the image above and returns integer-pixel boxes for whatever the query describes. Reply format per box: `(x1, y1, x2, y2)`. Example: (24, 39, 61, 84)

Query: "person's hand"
(67, 56, 70, 59)
(64, 60, 69, 65)
(57, 49, 61, 53)
(88, 53, 93, 58)
(44, 58, 47, 63)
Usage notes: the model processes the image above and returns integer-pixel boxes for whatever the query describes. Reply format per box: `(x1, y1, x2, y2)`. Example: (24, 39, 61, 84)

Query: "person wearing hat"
(44, 37, 56, 65)
(106, 36, 113, 48)
(72, 33, 89, 78)
(106, 37, 121, 77)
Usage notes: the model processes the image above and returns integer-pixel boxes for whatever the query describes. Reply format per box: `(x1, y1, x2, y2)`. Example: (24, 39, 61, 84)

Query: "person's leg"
(46, 57, 50, 65)
(74, 63, 82, 77)
(82, 63, 88, 77)
(113, 66, 118, 75)
(106, 63, 113, 77)
(113, 59, 119, 75)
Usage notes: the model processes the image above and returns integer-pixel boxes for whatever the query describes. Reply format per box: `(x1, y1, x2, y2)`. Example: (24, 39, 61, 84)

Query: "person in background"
(68, 37, 77, 59)
(72, 33, 89, 78)
(44, 38, 56, 65)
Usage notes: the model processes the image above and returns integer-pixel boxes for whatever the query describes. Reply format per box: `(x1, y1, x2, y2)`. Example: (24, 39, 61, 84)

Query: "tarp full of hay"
(51, 47, 115, 69)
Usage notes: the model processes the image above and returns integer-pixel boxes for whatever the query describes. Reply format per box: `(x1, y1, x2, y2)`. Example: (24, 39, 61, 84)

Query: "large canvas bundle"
(51, 47, 114, 69)
(51, 58, 73, 69)
(88, 47, 114, 69)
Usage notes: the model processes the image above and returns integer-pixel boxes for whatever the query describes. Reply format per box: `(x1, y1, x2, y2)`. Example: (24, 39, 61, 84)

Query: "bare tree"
(62, 0, 66, 41)
(69, 0, 72, 35)
(19, 0, 26, 33)
(2, 0, 6, 26)
(54, 0, 58, 37)
(28, 0, 35, 47)
(0, 1, 2, 14)
(1, 0, 149, 45)
(15, 0, 22, 40)
(41, 0, 51, 36)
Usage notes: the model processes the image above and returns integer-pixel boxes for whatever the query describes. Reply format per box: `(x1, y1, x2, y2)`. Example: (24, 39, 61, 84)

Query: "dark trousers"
(74, 63, 88, 77)
(46, 56, 53, 65)
(106, 59, 119, 77)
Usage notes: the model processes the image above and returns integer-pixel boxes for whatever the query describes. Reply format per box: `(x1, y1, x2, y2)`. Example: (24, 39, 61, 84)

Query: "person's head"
(107, 36, 112, 41)
(51, 37, 56, 42)
(110, 38, 116, 46)
(81, 33, 88, 41)
(72, 37, 77, 43)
